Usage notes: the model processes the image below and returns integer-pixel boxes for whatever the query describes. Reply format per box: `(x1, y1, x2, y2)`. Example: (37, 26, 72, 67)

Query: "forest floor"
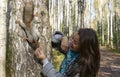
(98, 47, 120, 77)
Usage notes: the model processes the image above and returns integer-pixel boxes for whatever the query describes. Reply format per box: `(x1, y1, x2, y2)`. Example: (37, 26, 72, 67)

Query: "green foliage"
(107, 47, 120, 54)
(52, 49, 64, 71)
(96, 12, 120, 53)
(112, 14, 120, 51)
(96, 21, 102, 45)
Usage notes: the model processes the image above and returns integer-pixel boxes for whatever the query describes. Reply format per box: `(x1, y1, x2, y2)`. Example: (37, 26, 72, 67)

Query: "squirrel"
(15, 1, 39, 50)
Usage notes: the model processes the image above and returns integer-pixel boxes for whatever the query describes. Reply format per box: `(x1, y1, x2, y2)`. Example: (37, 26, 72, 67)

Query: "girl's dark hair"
(66, 28, 100, 77)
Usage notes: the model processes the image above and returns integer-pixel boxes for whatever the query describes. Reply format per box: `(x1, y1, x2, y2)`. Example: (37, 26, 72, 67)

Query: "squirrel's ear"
(54, 31, 64, 36)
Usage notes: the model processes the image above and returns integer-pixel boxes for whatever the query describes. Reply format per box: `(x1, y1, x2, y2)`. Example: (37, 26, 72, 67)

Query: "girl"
(34, 28, 100, 77)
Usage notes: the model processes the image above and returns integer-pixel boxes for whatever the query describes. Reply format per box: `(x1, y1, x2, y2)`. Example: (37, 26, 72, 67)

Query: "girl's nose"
(69, 39, 73, 47)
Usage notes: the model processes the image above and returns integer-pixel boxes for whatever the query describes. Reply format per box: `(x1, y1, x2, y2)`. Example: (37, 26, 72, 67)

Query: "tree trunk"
(101, 12, 105, 45)
(114, 12, 119, 50)
(107, 11, 110, 45)
(110, 12, 113, 48)
(0, 0, 7, 77)
(6, 0, 51, 77)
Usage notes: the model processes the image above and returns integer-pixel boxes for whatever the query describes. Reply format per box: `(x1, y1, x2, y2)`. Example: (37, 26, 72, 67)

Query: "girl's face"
(69, 32, 80, 52)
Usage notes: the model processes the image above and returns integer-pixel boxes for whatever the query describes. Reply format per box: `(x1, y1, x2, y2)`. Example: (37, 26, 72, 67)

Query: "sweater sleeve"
(41, 59, 66, 77)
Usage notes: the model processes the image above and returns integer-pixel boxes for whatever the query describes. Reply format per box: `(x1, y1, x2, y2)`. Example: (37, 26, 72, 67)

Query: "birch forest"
(0, 0, 119, 77)
(49, 0, 120, 50)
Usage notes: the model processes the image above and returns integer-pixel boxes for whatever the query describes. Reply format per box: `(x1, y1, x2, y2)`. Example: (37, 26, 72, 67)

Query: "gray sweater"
(41, 58, 79, 77)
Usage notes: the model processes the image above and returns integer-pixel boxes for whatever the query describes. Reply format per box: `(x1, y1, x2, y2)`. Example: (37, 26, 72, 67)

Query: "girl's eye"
(73, 40, 78, 45)
(72, 37, 78, 45)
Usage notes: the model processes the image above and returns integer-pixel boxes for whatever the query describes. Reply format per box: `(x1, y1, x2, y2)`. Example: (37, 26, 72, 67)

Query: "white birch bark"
(7, 0, 51, 77)
(110, 12, 113, 48)
(0, 0, 7, 77)
(75, 0, 78, 30)
(107, 7, 110, 45)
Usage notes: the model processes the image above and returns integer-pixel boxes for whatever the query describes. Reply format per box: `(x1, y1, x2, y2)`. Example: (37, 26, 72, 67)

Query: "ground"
(98, 48, 120, 77)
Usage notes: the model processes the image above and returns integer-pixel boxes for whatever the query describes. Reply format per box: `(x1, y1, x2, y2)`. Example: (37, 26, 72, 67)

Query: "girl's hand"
(61, 36, 68, 53)
(34, 47, 46, 61)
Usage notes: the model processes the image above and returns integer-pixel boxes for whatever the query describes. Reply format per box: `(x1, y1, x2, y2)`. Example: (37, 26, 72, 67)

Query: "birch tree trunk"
(110, 12, 113, 48)
(109, 0, 113, 48)
(0, 0, 7, 77)
(49, 0, 86, 36)
(89, 0, 91, 28)
(107, 1, 113, 47)
(107, 5, 110, 45)
(6, 0, 51, 77)
(101, 11, 105, 45)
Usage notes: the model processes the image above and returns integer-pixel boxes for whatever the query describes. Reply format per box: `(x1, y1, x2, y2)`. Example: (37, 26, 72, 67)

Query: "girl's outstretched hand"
(34, 47, 46, 61)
